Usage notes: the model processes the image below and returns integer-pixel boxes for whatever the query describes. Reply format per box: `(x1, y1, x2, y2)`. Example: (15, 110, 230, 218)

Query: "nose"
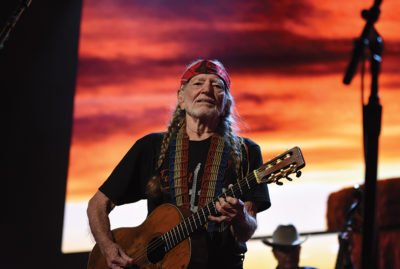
(200, 80, 213, 94)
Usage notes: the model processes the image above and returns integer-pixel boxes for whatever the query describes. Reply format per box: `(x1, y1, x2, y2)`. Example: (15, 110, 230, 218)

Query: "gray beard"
(185, 107, 219, 121)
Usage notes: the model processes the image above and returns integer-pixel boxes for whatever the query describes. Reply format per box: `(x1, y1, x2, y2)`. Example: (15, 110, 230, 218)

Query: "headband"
(180, 60, 231, 90)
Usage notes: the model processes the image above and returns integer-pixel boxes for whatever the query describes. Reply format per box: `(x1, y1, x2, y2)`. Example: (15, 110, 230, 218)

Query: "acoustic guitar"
(88, 147, 306, 269)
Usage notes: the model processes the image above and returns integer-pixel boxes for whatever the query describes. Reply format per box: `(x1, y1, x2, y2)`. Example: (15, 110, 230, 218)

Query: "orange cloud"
(67, 0, 400, 202)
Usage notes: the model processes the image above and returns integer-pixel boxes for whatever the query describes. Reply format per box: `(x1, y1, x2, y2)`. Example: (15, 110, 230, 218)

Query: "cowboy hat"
(262, 224, 308, 247)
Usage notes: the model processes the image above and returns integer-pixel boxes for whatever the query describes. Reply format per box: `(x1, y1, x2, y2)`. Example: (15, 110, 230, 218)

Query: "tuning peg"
(286, 176, 293, 181)
(296, 171, 302, 178)
(276, 180, 283, 186)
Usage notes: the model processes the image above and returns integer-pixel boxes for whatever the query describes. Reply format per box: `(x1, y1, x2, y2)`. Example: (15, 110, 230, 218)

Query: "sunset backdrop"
(62, 0, 400, 268)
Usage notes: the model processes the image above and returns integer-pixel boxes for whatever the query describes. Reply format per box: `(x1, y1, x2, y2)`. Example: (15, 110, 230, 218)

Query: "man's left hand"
(208, 184, 245, 223)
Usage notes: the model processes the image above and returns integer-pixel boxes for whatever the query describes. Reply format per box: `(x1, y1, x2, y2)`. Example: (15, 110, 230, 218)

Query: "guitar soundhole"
(147, 237, 166, 264)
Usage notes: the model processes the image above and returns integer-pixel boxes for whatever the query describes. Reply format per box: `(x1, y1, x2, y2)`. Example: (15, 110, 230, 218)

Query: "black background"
(2, 1, 89, 268)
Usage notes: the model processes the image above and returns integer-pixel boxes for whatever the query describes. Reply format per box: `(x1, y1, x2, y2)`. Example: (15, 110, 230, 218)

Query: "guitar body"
(88, 204, 207, 269)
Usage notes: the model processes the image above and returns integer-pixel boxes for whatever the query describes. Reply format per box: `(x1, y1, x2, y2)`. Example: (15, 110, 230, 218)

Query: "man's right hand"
(100, 242, 134, 269)
(87, 191, 134, 268)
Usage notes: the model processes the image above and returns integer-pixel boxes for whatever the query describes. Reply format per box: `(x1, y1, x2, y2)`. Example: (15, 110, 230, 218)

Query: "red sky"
(63, 0, 400, 263)
(67, 0, 400, 201)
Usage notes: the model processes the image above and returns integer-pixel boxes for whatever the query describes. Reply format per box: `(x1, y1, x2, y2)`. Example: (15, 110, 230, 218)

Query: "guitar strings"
(129, 159, 299, 264)
(129, 173, 258, 264)
(128, 173, 258, 265)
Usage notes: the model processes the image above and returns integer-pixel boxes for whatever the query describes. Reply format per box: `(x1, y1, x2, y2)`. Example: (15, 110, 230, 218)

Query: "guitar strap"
(167, 125, 250, 233)
(168, 124, 229, 211)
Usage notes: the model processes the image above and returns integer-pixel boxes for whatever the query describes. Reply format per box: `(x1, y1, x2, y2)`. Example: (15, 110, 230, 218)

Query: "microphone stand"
(342, 1, 383, 269)
(0, 0, 32, 50)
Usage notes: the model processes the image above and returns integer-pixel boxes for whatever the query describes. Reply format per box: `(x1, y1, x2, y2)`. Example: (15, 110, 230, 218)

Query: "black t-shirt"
(99, 132, 271, 268)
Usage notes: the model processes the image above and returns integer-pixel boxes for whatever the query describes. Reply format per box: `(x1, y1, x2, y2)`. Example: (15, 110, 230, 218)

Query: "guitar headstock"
(254, 147, 305, 185)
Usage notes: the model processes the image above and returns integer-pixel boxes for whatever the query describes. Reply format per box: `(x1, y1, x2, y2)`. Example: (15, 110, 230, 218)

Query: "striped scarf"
(168, 124, 230, 229)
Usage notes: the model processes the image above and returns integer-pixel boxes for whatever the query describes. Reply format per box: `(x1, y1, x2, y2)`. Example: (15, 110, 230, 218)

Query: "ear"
(178, 88, 185, 110)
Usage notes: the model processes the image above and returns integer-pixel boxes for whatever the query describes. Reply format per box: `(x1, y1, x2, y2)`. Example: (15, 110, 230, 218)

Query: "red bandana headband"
(180, 60, 231, 90)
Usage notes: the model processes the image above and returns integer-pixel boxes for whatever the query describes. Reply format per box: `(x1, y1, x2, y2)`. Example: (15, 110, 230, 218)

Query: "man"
(262, 224, 317, 269)
(87, 59, 271, 269)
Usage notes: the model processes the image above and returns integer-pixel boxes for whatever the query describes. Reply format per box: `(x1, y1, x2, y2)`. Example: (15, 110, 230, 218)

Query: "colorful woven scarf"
(168, 124, 230, 224)
(168, 125, 190, 208)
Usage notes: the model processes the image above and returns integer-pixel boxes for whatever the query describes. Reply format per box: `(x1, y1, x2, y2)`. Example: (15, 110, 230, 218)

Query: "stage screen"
(62, 0, 400, 268)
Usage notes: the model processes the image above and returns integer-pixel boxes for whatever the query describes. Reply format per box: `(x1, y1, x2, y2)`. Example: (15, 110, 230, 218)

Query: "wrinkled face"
(178, 74, 228, 121)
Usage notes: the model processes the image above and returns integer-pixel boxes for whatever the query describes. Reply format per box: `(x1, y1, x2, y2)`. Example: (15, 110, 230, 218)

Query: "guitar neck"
(161, 171, 259, 252)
